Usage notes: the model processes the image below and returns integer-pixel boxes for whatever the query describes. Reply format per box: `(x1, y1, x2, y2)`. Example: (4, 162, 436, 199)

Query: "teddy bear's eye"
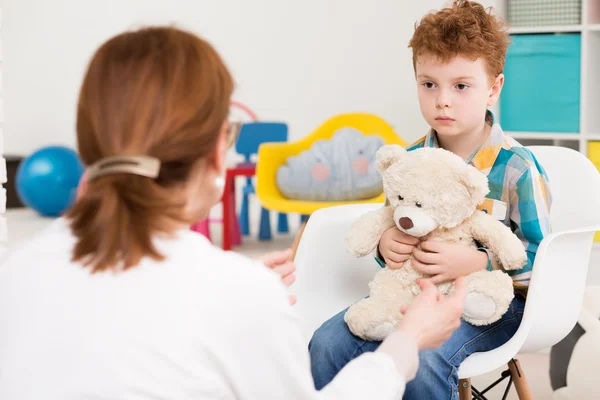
(398, 195, 404, 201)
(416, 202, 422, 208)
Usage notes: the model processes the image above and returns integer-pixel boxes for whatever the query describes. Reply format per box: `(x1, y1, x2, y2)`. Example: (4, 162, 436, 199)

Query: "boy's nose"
(436, 94, 451, 108)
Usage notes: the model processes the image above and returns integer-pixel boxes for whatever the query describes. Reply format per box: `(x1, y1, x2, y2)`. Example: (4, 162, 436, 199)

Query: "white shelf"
(506, 132, 581, 140)
(502, 0, 600, 156)
(506, 24, 600, 34)
(508, 25, 583, 34)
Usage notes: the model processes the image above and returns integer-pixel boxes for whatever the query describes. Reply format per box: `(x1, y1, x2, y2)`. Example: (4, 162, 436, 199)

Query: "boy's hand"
(256, 249, 297, 305)
(378, 227, 420, 270)
(411, 240, 488, 284)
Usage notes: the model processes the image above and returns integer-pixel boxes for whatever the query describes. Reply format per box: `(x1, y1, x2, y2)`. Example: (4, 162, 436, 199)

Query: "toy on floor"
(344, 145, 527, 341)
(16, 146, 85, 217)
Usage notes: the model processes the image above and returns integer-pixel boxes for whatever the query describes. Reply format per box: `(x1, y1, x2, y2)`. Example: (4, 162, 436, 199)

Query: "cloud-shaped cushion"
(276, 127, 385, 201)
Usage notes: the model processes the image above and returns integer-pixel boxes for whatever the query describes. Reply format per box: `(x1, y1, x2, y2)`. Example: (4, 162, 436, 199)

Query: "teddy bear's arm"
(465, 210, 528, 271)
(345, 206, 396, 258)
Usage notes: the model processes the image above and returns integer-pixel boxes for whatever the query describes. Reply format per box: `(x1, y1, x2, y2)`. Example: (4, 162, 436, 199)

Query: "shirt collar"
(423, 110, 504, 176)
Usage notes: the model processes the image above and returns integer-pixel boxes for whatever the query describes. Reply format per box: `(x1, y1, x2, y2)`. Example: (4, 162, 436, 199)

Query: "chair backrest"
(235, 122, 288, 162)
(516, 146, 600, 352)
(530, 146, 600, 232)
(458, 146, 600, 377)
(290, 113, 406, 149)
(292, 203, 381, 342)
(292, 146, 600, 359)
(255, 113, 406, 213)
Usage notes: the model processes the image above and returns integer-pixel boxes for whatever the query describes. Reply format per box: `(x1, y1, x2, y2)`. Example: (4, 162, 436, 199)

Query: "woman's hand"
(411, 240, 488, 285)
(256, 249, 297, 305)
(397, 277, 466, 349)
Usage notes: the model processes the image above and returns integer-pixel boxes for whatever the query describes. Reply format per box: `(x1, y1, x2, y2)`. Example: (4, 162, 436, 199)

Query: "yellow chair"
(256, 112, 406, 253)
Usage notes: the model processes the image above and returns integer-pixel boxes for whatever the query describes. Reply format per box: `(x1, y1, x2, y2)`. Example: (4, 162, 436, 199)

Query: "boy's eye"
(423, 82, 436, 89)
(456, 83, 469, 90)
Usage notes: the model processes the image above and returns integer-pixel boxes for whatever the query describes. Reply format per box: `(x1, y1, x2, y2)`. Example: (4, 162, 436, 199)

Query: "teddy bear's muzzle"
(393, 206, 439, 238)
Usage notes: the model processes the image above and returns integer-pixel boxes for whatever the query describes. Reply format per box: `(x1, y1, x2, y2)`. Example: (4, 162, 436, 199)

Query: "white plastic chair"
(292, 146, 600, 400)
(551, 285, 600, 400)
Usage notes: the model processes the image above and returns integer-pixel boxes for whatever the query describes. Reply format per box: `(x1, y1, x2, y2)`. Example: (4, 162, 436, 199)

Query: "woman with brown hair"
(0, 26, 465, 399)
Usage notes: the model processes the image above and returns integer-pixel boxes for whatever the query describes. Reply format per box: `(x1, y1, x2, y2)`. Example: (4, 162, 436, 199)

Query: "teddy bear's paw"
(496, 246, 528, 271)
(364, 321, 396, 341)
(461, 270, 514, 326)
(463, 292, 497, 325)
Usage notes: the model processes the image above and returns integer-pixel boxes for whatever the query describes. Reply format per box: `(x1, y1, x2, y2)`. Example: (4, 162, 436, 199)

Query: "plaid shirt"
(376, 112, 552, 290)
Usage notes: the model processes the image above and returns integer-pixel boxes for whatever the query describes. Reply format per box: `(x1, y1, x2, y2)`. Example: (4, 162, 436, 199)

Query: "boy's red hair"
(408, 0, 511, 78)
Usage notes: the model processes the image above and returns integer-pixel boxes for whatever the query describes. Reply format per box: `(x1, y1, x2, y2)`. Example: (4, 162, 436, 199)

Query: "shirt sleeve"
(374, 198, 389, 268)
(217, 269, 415, 400)
(506, 165, 552, 286)
(474, 240, 495, 272)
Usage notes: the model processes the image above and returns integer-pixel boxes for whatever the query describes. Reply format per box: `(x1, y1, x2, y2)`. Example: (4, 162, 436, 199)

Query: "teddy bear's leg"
(344, 297, 401, 341)
(344, 269, 415, 341)
(460, 270, 515, 326)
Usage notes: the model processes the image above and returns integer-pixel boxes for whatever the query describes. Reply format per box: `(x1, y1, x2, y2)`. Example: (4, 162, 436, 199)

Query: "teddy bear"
(344, 144, 528, 341)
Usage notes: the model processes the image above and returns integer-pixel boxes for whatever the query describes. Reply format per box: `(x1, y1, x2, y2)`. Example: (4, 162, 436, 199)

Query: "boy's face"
(415, 54, 503, 138)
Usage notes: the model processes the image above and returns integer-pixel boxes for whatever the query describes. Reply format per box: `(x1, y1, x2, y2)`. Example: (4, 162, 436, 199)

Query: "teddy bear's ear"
(376, 145, 407, 173)
(460, 165, 490, 205)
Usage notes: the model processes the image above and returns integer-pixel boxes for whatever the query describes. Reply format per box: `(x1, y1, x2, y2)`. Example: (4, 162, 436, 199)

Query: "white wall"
(6, 1, 599, 285)
(2, 0, 469, 156)
(1, 3, 6, 258)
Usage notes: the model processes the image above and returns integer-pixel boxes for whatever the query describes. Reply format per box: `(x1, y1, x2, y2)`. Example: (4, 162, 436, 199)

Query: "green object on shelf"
(500, 33, 581, 133)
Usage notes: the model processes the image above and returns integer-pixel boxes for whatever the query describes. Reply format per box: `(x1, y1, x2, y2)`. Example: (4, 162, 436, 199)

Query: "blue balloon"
(16, 146, 85, 217)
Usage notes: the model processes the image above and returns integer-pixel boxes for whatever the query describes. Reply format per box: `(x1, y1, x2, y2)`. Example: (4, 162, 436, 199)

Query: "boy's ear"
(487, 73, 504, 107)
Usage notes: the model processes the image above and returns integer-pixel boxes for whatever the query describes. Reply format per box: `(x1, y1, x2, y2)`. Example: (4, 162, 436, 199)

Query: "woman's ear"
(487, 73, 504, 107)
(214, 130, 227, 175)
(206, 124, 228, 177)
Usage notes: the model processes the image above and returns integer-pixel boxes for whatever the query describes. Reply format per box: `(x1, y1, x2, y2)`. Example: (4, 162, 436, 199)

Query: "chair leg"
(231, 214, 242, 246)
(190, 218, 211, 242)
(239, 191, 250, 236)
(258, 207, 272, 241)
(459, 378, 472, 400)
(291, 218, 309, 261)
(508, 359, 533, 400)
(277, 212, 289, 233)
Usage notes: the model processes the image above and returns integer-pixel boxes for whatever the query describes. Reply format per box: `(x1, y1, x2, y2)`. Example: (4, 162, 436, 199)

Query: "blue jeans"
(309, 295, 526, 400)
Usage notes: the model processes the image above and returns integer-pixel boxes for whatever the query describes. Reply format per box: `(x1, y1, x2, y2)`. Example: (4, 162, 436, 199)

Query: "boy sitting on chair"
(308, 1, 552, 398)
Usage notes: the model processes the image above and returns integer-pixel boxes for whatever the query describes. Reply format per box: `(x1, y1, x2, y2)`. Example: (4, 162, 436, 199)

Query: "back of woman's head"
(67, 26, 233, 272)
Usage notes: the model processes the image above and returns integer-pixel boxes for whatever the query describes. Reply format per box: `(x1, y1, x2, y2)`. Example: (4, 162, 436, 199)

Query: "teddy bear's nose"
(399, 217, 414, 230)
